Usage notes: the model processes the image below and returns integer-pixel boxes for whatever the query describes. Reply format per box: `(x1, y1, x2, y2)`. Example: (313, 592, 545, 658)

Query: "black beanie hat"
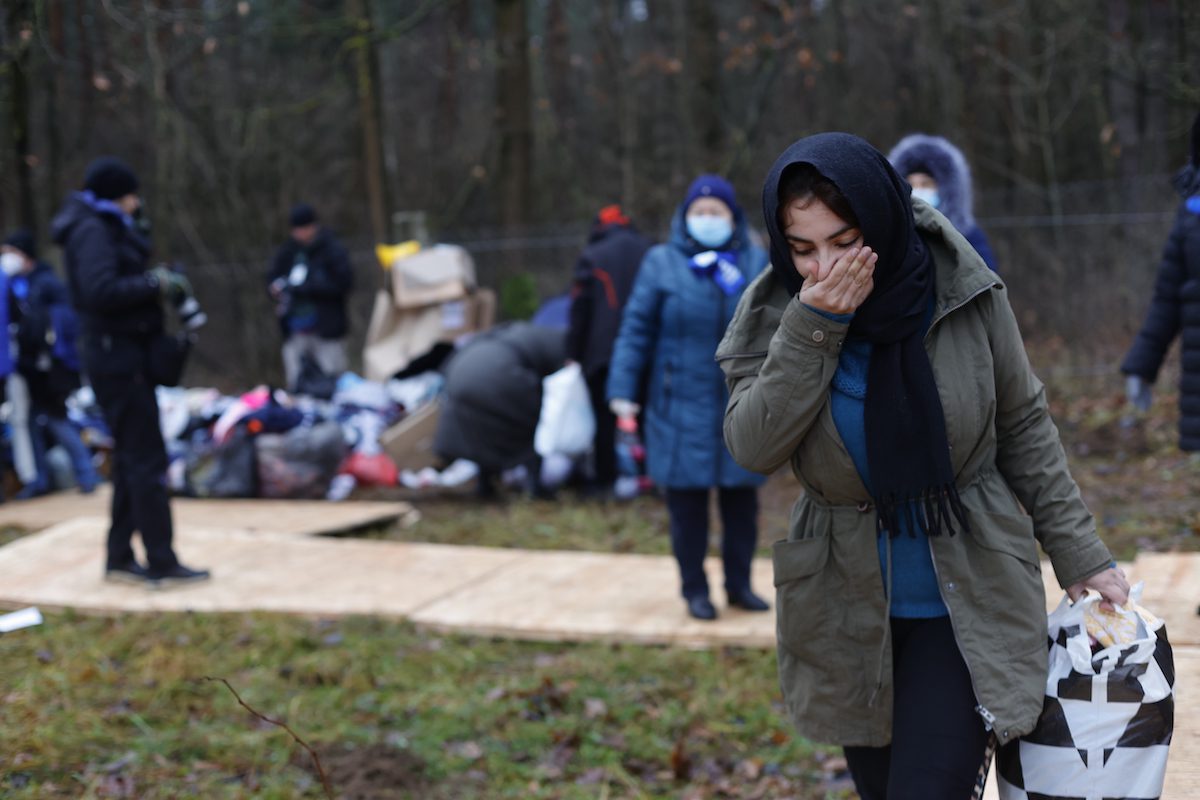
(3, 229, 37, 260)
(289, 203, 318, 227)
(84, 157, 139, 200)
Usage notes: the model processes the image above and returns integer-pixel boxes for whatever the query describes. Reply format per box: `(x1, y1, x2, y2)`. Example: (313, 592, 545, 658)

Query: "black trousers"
(90, 371, 179, 572)
(664, 487, 758, 600)
(585, 368, 616, 487)
(843, 615, 990, 800)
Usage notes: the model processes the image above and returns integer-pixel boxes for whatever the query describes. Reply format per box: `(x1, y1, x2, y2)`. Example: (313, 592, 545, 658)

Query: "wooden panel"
(0, 519, 519, 616)
(409, 549, 777, 648)
(0, 486, 416, 537)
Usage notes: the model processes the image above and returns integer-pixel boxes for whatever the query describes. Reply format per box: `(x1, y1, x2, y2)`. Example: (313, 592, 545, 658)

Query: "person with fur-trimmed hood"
(888, 133, 998, 271)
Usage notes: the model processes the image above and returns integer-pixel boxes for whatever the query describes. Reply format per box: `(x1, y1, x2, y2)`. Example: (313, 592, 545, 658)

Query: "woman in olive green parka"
(718, 134, 1129, 798)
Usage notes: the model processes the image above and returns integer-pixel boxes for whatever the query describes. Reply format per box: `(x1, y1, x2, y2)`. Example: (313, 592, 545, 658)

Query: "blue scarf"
(688, 250, 746, 296)
(74, 190, 135, 229)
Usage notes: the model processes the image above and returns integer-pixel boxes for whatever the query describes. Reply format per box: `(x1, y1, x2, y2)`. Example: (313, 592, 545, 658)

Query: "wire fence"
(180, 175, 1187, 390)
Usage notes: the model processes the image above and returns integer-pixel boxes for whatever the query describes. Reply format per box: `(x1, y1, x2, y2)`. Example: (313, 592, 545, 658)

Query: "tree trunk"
(685, 0, 721, 172)
(5, 0, 36, 232)
(347, 0, 389, 242)
(45, 0, 65, 209)
(1139, 0, 1171, 183)
(494, 0, 532, 232)
(1107, 0, 1140, 185)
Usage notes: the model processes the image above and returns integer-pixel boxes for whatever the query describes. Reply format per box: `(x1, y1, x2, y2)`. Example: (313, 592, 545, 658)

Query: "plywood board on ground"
(0, 519, 520, 616)
(1123, 552, 1200, 647)
(0, 486, 415, 537)
(409, 549, 777, 648)
(1163, 646, 1200, 798)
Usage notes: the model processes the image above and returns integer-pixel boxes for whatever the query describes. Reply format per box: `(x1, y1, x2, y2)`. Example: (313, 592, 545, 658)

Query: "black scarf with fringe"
(762, 132, 968, 537)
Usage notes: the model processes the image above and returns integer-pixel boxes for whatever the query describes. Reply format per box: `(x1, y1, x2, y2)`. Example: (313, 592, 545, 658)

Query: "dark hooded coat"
(1121, 113, 1200, 451)
(266, 228, 354, 340)
(51, 193, 162, 377)
(433, 323, 566, 470)
(888, 133, 997, 271)
(566, 221, 652, 377)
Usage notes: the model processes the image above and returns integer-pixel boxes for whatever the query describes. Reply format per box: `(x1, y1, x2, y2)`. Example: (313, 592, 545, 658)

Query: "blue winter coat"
(607, 206, 768, 489)
(0, 271, 11, 380)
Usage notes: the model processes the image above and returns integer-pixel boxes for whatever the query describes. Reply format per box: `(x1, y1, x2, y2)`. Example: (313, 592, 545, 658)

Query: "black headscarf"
(762, 132, 968, 537)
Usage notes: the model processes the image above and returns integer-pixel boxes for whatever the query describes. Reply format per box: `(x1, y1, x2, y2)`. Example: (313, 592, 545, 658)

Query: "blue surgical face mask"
(910, 187, 940, 209)
(686, 214, 734, 249)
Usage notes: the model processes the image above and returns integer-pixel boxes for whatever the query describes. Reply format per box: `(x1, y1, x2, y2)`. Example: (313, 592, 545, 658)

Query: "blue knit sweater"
(815, 305, 948, 618)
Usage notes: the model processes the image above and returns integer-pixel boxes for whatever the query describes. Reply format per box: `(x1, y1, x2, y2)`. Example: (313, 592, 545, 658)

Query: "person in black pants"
(51, 157, 210, 588)
(842, 616, 991, 799)
(664, 487, 759, 606)
(565, 205, 651, 494)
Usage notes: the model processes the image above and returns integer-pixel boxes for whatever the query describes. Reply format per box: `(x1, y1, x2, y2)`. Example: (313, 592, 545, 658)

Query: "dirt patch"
(299, 742, 430, 799)
(1060, 413, 1154, 459)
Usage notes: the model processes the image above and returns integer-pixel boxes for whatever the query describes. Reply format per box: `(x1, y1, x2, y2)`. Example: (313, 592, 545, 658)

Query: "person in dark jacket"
(2, 230, 98, 497)
(607, 175, 770, 621)
(1122, 110, 1200, 451)
(566, 204, 652, 493)
(887, 133, 998, 271)
(433, 322, 566, 498)
(51, 156, 209, 587)
(267, 204, 354, 391)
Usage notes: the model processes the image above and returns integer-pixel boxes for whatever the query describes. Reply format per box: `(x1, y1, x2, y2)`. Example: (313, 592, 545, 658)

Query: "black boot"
(686, 595, 718, 621)
(728, 588, 770, 612)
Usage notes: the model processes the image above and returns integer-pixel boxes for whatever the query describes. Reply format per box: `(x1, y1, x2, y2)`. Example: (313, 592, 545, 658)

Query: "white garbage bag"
(534, 363, 595, 458)
(997, 582, 1174, 800)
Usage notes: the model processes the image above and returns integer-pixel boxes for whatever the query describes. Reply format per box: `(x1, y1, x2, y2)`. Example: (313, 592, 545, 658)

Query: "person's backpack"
(16, 301, 84, 401)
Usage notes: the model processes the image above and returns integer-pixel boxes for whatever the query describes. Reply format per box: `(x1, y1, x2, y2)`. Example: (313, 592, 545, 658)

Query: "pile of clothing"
(2, 369, 444, 502)
(155, 370, 444, 501)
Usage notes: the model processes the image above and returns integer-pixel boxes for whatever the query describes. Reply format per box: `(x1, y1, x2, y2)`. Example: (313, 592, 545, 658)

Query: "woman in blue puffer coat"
(607, 174, 769, 621)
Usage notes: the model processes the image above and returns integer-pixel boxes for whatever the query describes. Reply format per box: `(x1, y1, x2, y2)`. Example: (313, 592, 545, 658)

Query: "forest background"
(1, 0, 1198, 389)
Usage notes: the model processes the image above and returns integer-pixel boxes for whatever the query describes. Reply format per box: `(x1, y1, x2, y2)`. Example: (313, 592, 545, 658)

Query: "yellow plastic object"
(1084, 601, 1161, 648)
(375, 240, 421, 270)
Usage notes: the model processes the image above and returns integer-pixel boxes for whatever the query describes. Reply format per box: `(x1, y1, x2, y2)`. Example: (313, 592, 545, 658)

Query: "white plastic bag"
(534, 363, 595, 458)
(997, 582, 1174, 800)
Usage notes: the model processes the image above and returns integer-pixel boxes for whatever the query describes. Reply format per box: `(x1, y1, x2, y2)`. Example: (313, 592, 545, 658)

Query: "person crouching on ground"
(607, 174, 770, 621)
(432, 322, 566, 500)
(718, 133, 1127, 797)
(51, 157, 210, 587)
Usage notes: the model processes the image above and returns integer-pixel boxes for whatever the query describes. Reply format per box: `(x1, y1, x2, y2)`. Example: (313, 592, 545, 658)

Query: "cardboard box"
(380, 401, 442, 472)
(390, 244, 477, 309)
(362, 287, 497, 382)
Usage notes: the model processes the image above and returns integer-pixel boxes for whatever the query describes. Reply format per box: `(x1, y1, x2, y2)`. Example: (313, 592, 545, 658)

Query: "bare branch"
(204, 676, 334, 800)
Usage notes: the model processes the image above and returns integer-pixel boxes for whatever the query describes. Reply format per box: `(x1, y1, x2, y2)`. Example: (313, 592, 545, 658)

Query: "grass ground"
(1, 352, 1196, 799)
(0, 612, 849, 799)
